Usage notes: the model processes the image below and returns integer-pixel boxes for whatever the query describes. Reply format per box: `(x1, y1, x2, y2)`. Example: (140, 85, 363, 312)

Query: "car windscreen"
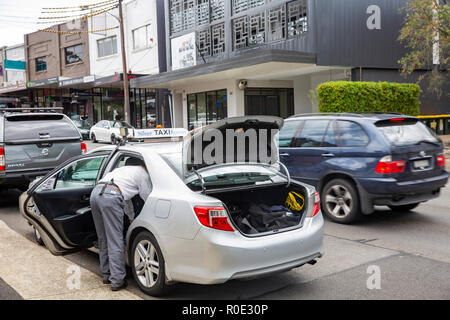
(4, 114, 80, 142)
(73, 119, 91, 129)
(376, 120, 440, 147)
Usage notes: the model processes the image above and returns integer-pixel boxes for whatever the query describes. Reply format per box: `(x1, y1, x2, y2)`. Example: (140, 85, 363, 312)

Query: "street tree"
(398, 0, 449, 98)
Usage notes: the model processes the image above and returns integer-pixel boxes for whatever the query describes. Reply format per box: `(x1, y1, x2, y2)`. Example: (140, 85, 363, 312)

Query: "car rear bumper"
(356, 171, 448, 213)
(161, 213, 324, 285)
(0, 169, 51, 188)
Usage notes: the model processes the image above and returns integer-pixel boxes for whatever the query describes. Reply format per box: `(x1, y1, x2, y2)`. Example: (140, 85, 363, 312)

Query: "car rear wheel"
(91, 133, 97, 143)
(111, 135, 117, 145)
(322, 179, 360, 224)
(388, 203, 420, 212)
(131, 231, 167, 296)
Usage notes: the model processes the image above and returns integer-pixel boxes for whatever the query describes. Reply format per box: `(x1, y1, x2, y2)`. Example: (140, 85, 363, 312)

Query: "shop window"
(245, 88, 293, 118)
(97, 36, 117, 58)
(287, 0, 308, 37)
(187, 89, 227, 129)
(35, 56, 47, 72)
(65, 44, 83, 65)
(132, 24, 152, 50)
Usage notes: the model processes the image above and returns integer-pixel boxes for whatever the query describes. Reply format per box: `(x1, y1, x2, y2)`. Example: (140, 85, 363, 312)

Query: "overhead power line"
(41, 0, 118, 10)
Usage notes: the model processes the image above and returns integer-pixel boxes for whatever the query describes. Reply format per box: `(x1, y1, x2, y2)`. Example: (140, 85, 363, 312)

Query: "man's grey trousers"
(90, 184, 126, 286)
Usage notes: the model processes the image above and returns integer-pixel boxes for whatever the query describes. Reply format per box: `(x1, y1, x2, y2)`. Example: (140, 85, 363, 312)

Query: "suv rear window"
(376, 120, 440, 146)
(4, 114, 80, 142)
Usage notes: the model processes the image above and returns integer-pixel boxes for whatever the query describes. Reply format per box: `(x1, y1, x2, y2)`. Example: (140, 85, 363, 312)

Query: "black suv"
(0, 108, 87, 191)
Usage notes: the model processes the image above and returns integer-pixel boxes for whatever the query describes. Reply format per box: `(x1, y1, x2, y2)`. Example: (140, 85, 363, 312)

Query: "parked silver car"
(20, 117, 324, 296)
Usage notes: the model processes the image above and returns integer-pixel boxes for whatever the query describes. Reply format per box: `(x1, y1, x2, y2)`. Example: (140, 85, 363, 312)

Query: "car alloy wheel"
(325, 184, 353, 218)
(134, 239, 160, 288)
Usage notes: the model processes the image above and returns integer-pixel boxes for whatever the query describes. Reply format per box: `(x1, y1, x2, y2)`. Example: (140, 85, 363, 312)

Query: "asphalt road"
(0, 141, 449, 300)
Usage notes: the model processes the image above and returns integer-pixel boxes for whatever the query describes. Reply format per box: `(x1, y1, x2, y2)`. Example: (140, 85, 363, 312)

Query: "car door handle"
(321, 153, 335, 157)
(280, 153, 290, 157)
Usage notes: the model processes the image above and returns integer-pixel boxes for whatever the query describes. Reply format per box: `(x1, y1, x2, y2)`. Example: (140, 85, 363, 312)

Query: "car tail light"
(436, 154, 445, 167)
(81, 142, 87, 154)
(193, 206, 235, 232)
(375, 155, 405, 174)
(0, 146, 5, 172)
(312, 192, 321, 217)
(390, 118, 405, 123)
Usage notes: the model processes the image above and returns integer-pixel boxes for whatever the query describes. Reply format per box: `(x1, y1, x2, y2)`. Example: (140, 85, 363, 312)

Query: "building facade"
(131, 0, 448, 130)
(87, 0, 170, 128)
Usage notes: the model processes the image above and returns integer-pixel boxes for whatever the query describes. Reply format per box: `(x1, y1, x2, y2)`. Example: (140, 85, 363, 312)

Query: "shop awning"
(131, 49, 316, 89)
(0, 84, 27, 95)
(27, 77, 65, 89)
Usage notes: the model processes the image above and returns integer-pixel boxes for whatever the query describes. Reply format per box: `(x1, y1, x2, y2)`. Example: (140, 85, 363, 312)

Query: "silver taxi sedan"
(20, 117, 324, 296)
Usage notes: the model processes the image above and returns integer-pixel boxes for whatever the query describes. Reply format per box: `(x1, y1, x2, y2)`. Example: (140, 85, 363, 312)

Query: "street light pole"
(118, 0, 130, 123)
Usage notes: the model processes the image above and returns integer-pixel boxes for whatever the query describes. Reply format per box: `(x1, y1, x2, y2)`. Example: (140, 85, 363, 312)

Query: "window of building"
(65, 45, 83, 64)
(232, 0, 308, 50)
(187, 89, 227, 129)
(170, 0, 225, 35)
(35, 56, 47, 72)
(97, 36, 117, 58)
(133, 24, 152, 50)
(245, 88, 294, 118)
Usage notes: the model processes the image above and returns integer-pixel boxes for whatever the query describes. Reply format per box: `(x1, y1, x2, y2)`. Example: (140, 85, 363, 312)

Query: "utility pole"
(118, 0, 130, 123)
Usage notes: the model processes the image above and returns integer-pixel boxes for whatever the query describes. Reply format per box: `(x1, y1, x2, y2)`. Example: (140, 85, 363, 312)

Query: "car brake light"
(436, 155, 445, 167)
(81, 142, 87, 154)
(193, 206, 234, 232)
(312, 192, 321, 217)
(0, 146, 5, 171)
(390, 118, 405, 123)
(375, 155, 405, 174)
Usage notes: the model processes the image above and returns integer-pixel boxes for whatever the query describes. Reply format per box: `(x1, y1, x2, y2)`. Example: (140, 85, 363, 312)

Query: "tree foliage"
(398, 0, 449, 98)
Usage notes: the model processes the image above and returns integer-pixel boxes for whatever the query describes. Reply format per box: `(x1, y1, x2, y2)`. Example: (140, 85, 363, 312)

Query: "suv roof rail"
(0, 107, 64, 114)
(289, 113, 365, 118)
(349, 111, 404, 116)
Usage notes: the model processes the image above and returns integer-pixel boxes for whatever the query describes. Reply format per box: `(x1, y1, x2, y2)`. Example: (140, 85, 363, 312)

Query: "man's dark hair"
(125, 157, 144, 167)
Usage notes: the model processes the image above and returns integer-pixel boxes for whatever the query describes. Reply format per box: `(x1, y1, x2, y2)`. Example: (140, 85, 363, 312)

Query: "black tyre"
(321, 178, 361, 224)
(33, 227, 44, 246)
(130, 231, 167, 296)
(388, 203, 420, 212)
(111, 134, 116, 145)
(91, 133, 98, 143)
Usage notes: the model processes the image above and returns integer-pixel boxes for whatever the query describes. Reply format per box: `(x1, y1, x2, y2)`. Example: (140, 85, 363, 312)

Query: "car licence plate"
(413, 159, 430, 169)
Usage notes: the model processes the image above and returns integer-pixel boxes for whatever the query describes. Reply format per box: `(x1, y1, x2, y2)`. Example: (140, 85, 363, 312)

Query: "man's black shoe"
(103, 276, 111, 284)
(111, 280, 128, 291)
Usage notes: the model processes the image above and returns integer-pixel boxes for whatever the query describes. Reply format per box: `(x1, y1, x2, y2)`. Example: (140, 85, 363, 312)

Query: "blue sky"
(0, 0, 109, 46)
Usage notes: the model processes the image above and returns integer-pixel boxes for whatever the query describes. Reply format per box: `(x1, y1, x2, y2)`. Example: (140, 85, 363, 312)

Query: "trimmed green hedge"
(316, 81, 421, 116)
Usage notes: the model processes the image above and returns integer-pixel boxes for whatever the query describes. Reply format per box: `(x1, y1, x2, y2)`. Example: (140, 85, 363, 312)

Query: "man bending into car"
(90, 158, 151, 291)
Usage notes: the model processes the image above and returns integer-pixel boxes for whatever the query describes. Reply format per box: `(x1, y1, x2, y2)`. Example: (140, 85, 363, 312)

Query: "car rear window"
(4, 114, 80, 142)
(376, 120, 439, 146)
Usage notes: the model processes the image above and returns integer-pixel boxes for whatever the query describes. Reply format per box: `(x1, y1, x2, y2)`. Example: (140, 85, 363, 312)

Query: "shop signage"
(59, 75, 96, 87)
(171, 32, 196, 71)
(27, 77, 59, 88)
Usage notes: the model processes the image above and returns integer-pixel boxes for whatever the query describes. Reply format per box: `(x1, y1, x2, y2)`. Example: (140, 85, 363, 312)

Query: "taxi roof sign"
(132, 128, 188, 139)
